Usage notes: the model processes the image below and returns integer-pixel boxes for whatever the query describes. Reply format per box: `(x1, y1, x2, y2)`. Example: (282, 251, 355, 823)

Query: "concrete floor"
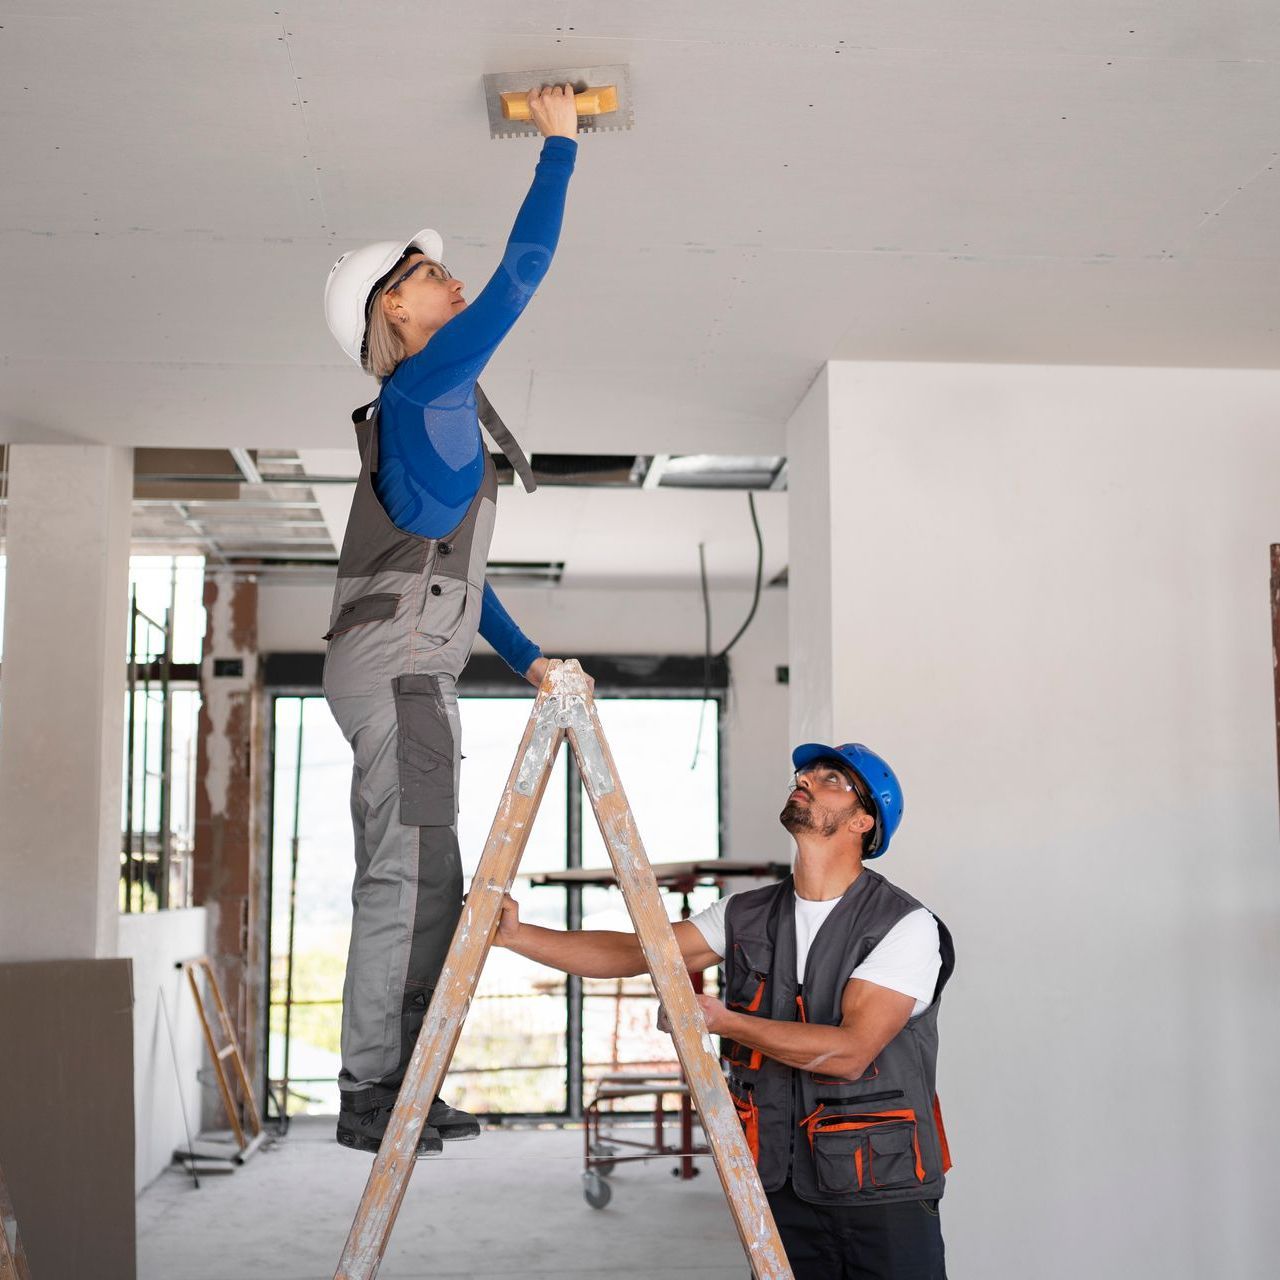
(137, 1118, 751, 1279)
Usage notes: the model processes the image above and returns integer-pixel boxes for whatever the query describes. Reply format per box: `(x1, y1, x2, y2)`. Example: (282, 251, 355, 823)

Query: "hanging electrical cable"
(691, 542, 712, 769)
(717, 493, 764, 659)
(690, 492, 768, 769)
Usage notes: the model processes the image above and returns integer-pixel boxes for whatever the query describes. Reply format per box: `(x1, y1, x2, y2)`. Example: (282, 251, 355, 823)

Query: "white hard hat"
(323, 226, 445, 366)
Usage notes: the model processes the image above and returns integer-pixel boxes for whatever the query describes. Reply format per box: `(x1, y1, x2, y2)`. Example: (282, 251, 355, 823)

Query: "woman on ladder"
(320, 84, 586, 1156)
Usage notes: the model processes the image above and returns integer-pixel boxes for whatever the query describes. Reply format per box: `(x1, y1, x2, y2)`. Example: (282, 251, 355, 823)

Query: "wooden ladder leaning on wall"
(333, 659, 793, 1280)
(179, 957, 266, 1163)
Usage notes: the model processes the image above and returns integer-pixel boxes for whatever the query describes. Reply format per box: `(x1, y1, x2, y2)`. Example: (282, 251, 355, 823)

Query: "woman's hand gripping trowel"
(483, 64, 634, 139)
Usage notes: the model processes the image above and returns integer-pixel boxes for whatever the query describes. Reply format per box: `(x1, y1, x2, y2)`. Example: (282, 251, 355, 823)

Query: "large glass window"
(120, 555, 205, 912)
(267, 690, 721, 1118)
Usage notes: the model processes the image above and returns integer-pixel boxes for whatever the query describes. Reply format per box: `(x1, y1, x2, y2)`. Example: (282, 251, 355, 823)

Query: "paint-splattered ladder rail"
(0, 1154, 33, 1280)
(333, 659, 793, 1280)
(178, 957, 265, 1162)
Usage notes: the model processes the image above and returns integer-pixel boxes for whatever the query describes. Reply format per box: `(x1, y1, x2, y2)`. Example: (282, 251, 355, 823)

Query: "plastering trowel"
(482, 64, 634, 140)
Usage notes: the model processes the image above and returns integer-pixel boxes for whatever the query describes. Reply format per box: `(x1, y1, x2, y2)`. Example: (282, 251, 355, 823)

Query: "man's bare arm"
(695, 979, 916, 1079)
(495, 894, 722, 978)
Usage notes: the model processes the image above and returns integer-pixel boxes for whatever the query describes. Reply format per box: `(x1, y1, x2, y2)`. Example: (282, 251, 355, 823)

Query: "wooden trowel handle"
(500, 84, 619, 122)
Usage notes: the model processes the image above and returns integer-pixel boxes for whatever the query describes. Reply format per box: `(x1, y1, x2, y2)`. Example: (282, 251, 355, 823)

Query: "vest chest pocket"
(806, 1110, 925, 1195)
(726, 938, 773, 1013)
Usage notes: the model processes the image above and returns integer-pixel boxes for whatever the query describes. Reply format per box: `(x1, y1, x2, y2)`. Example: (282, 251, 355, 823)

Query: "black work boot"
(337, 1088, 443, 1157)
(428, 1095, 481, 1141)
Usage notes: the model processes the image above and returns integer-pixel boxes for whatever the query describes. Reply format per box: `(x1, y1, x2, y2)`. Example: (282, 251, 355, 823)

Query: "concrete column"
(0, 444, 133, 960)
(784, 366, 835, 747)
(193, 570, 267, 1104)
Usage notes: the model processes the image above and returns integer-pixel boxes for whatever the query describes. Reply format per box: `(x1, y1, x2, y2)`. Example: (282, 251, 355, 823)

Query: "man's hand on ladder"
(495, 894, 521, 946)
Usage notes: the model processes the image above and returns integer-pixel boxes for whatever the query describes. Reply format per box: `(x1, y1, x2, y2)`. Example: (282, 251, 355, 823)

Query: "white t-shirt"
(688, 893, 941, 1019)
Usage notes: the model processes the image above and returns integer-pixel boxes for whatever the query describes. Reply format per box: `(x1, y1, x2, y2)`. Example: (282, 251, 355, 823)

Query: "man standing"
(497, 741, 954, 1280)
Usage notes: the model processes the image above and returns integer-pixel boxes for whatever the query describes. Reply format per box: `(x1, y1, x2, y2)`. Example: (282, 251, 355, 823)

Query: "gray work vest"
(722, 871, 955, 1206)
(322, 384, 536, 696)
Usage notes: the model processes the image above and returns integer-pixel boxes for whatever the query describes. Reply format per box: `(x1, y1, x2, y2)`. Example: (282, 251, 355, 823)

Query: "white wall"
(811, 361, 1280, 1280)
(259, 580, 794, 861)
(119, 908, 209, 1193)
(0, 444, 132, 960)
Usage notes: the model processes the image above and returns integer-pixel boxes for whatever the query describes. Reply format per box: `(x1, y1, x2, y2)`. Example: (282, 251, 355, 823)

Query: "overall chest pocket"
(415, 574, 470, 652)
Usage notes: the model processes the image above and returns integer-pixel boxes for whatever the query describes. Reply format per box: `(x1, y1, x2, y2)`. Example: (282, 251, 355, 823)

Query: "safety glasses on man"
(790, 763, 873, 812)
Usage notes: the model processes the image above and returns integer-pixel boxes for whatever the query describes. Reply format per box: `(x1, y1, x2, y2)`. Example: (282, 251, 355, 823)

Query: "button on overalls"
(322, 386, 536, 1097)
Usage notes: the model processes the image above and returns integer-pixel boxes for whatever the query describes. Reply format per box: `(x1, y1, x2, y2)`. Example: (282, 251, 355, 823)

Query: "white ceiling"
(2, 1, 1277, 578)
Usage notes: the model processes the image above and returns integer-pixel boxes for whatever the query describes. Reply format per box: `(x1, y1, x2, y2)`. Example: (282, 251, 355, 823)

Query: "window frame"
(261, 654, 728, 1122)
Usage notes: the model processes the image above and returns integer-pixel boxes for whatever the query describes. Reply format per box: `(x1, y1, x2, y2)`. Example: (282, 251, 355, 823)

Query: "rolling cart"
(527, 858, 789, 1208)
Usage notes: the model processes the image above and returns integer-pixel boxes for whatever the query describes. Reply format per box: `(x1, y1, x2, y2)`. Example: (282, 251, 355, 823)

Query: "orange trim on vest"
(933, 1093, 952, 1174)
(732, 1092, 760, 1165)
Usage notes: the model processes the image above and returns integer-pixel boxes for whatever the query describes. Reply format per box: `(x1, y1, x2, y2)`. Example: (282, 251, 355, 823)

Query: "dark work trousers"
(764, 1180, 947, 1280)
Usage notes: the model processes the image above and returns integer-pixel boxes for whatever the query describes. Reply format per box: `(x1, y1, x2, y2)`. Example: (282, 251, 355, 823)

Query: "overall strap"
(475, 383, 537, 494)
(350, 398, 381, 470)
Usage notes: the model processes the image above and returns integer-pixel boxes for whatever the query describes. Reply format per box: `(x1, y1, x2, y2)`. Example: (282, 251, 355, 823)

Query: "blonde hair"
(362, 285, 406, 380)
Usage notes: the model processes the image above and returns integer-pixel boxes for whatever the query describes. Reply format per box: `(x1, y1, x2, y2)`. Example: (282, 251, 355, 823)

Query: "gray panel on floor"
(0, 959, 136, 1280)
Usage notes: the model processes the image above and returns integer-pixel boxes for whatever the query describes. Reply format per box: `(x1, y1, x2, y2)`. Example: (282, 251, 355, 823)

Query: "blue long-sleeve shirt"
(374, 135, 577, 676)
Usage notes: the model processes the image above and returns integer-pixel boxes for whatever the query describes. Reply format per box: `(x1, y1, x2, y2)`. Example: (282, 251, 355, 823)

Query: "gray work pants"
(327, 666, 465, 1094)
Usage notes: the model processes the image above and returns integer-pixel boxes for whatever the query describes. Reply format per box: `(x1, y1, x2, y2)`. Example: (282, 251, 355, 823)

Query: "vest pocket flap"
(815, 1131, 862, 1156)
(869, 1127, 912, 1156)
(324, 592, 400, 639)
(867, 1123, 921, 1189)
(811, 1131, 866, 1193)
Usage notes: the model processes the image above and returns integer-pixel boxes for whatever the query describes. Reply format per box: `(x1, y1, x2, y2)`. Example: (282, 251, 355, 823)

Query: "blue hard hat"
(791, 742, 904, 858)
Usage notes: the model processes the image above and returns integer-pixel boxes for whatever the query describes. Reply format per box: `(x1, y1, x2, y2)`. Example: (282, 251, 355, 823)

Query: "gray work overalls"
(323, 386, 536, 1099)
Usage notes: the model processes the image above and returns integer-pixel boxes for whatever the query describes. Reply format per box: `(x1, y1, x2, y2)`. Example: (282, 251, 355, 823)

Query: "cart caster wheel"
(589, 1143, 618, 1176)
(582, 1170, 612, 1209)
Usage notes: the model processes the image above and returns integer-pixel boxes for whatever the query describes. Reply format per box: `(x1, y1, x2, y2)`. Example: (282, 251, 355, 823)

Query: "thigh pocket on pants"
(392, 674, 455, 826)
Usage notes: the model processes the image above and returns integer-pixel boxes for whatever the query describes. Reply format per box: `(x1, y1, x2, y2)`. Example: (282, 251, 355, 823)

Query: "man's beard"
(780, 796, 849, 838)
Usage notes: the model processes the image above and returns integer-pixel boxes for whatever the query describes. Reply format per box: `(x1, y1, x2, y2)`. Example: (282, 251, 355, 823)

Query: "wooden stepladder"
(335, 660, 792, 1279)
(180, 958, 265, 1161)
(0, 1156, 32, 1280)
